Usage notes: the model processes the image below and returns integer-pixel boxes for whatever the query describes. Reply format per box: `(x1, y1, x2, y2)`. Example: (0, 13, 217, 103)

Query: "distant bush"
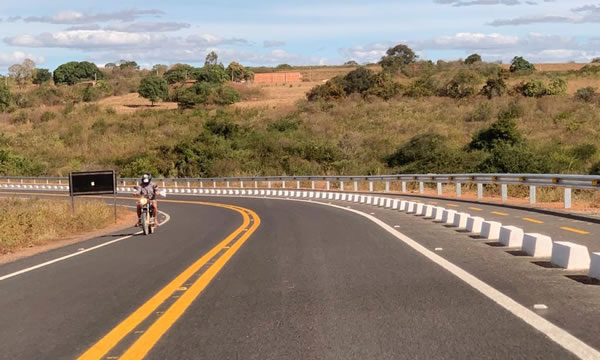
(379, 44, 417, 74)
(40, 111, 56, 123)
(575, 87, 597, 102)
(306, 77, 346, 101)
(81, 81, 113, 102)
(194, 65, 229, 84)
(546, 78, 568, 95)
(515, 80, 547, 97)
(226, 62, 254, 82)
(464, 54, 482, 65)
(33, 69, 52, 84)
(0, 84, 12, 112)
(576, 65, 600, 76)
(177, 83, 241, 109)
(443, 70, 480, 99)
(476, 142, 548, 173)
(592, 58, 600, 63)
(509, 56, 535, 74)
(0, 148, 45, 175)
(138, 75, 168, 105)
(343, 67, 375, 95)
(404, 77, 436, 97)
(480, 78, 507, 99)
(367, 73, 403, 100)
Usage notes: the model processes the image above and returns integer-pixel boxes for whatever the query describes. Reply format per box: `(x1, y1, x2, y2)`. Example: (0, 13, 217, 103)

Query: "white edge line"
(0, 210, 171, 282)
(170, 192, 600, 360)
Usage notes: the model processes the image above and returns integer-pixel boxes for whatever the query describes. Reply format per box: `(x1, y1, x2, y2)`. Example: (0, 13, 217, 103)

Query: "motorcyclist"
(135, 173, 160, 227)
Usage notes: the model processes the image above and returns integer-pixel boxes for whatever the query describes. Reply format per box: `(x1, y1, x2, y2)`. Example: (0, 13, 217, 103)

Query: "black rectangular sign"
(70, 170, 116, 196)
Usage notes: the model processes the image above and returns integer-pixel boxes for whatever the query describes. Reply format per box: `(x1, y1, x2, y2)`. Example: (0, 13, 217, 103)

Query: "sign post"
(69, 170, 117, 223)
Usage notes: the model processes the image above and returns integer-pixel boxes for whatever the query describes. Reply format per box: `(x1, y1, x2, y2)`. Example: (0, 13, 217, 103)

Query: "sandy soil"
(96, 93, 179, 114)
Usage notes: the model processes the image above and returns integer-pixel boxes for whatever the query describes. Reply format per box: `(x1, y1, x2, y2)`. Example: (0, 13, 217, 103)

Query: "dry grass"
(0, 197, 129, 253)
(499, 63, 592, 72)
(96, 93, 178, 114)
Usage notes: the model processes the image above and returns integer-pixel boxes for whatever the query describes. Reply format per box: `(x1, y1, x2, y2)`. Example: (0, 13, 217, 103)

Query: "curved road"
(1, 194, 599, 359)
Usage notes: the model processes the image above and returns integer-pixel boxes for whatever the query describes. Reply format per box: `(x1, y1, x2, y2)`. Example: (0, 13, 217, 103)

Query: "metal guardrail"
(2, 173, 599, 209)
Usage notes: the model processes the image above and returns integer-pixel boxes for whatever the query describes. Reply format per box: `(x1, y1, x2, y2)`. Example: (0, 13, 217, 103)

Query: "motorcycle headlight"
(139, 198, 148, 205)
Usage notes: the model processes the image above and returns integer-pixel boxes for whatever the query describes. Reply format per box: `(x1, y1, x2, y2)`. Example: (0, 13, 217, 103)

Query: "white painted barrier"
(341, 193, 347, 201)
(466, 216, 484, 233)
(499, 226, 524, 247)
(589, 253, 600, 280)
(367, 196, 374, 205)
(452, 212, 470, 229)
(335, 193, 340, 200)
(399, 200, 408, 212)
(481, 221, 502, 240)
(551, 242, 591, 270)
(414, 203, 424, 215)
(391, 199, 399, 210)
(523, 233, 553, 258)
(406, 202, 417, 213)
(385, 198, 392, 208)
(379, 198, 387, 207)
(442, 210, 457, 225)
(431, 207, 445, 221)
(328, 193, 334, 200)
(422, 205, 434, 218)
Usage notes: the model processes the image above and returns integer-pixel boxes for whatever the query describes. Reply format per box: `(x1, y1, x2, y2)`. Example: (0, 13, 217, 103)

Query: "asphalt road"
(1, 192, 599, 359)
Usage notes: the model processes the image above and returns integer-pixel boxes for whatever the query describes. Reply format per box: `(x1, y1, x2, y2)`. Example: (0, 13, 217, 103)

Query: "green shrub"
(577, 65, 600, 76)
(306, 77, 346, 101)
(0, 83, 10, 112)
(509, 56, 535, 74)
(466, 102, 494, 122)
(268, 116, 300, 132)
(204, 118, 239, 139)
(404, 77, 436, 97)
(575, 87, 597, 102)
(464, 54, 482, 65)
(177, 83, 241, 108)
(516, 80, 547, 97)
(0, 148, 45, 175)
(194, 65, 229, 84)
(367, 73, 403, 100)
(53, 61, 103, 85)
(40, 111, 56, 122)
(138, 75, 168, 105)
(33, 69, 52, 84)
(343, 67, 375, 95)
(469, 118, 522, 151)
(546, 78, 568, 95)
(119, 155, 161, 178)
(10, 111, 29, 124)
(476, 143, 548, 173)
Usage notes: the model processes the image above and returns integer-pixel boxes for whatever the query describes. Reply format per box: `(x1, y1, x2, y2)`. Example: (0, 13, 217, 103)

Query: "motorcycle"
(138, 196, 156, 235)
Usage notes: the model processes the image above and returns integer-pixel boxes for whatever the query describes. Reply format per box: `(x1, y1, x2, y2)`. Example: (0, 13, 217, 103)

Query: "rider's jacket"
(136, 182, 159, 200)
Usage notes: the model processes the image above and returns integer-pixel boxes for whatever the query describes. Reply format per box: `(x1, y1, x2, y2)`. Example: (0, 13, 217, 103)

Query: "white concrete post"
(226, 181, 230, 188)
(297, 180, 300, 189)
(200, 182, 203, 188)
(240, 181, 244, 188)
(419, 182, 424, 194)
(477, 183, 483, 199)
(456, 183, 462, 198)
(369, 181, 373, 192)
(175, 181, 178, 188)
(187, 181, 190, 188)
(436, 183, 442, 196)
(402, 182, 407, 193)
(326, 181, 330, 190)
(565, 188, 572, 209)
(341, 182, 345, 191)
(282, 181, 286, 189)
(312, 181, 315, 190)
(213, 181, 216, 188)
(385, 181, 390, 193)
(267, 181, 272, 188)
(354, 181, 358, 192)
(529, 186, 536, 205)
(254, 180, 258, 188)
(501, 184, 508, 202)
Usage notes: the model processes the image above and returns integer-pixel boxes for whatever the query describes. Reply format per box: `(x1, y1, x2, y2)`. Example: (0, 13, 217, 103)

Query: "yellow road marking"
(561, 227, 590, 235)
(120, 208, 260, 359)
(468, 207, 483, 211)
(446, 204, 459, 208)
(74, 200, 260, 360)
(523, 218, 544, 224)
(492, 211, 509, 216)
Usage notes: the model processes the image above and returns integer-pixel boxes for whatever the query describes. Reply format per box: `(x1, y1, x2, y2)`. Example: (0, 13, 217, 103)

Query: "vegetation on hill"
(0, 45, 599, 179)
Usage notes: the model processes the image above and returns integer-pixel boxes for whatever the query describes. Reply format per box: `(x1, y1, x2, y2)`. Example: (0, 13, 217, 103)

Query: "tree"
(104, 62, 117, 70)
(0, 83, 11, 112)
(138, 75, 169, 105)
(33, 69, 52, 84)
(152, 64, 168, 76)
(509, 56, 535, 74)
(306, 77, 346, 102)
(226, 62, 254, 82)
(379, 44, 417, 73)
(343, 67, 375, 95)
(9, 58, 36, 88)
(276, 64, 293, 70)
(164, 64, 195, 84)
(195, 65, 229, 84)
(53, 61, 104, 85)
(344, 60, 359, 66)
(591, 57, 600, 63)
(464, 54, 482, 65)
(119, 60, 139, 70)
(205, 51, 219, 66)
(469, 118, 523, 152)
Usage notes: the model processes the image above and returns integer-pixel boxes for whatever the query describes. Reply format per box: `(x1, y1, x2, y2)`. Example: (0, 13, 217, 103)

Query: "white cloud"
(5, 30, 168, 49)
(0, 51, 45, 67)
(490, 1, 600, 25)
(23, 9, 164, 24)
(263, 40, 286, 48)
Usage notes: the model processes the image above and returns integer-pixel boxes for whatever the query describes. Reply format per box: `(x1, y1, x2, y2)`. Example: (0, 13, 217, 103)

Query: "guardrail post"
(456, 183, 462, 197)
(282, 181, 286, 189)
(326, 181, 330, 190)
(354, 181, 358, 192)
(175, 181, 178, 188)
(200, 181, 203, 188)
(564, 188, 572, 209)
(529, 186, 536, 204)
(21, 178, 23, 184)
(267, 181, 272, 189)
(385, 181, 390, 193)
(213, 181, 216, 188)
(187, 181, 190, 188)
(59, 179, 62, 185)
(312, 181, 315, 190)
(436, 182, 441, 195)
(402, 181, 406, 193)
(240, 181, 244, 189)
(255, 180, 258, 189)
(340, 181, 344, 191)
(46, 179, 49, 184)
(226, 181, 230, 188)
(33, 179, 36, 184)
(419, 182, 424, 194)
(501, 184, 508, 202)
(369, 181, 373, 192)
(162, 180, 165, 187)
(477, 184, 483, 199)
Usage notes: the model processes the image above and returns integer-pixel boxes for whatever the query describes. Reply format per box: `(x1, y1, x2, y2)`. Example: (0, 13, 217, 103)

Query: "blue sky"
(0, 0, 598, 72)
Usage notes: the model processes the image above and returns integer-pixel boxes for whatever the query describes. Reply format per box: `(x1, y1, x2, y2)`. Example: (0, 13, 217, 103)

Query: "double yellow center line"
(76, 200, 261, 360)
